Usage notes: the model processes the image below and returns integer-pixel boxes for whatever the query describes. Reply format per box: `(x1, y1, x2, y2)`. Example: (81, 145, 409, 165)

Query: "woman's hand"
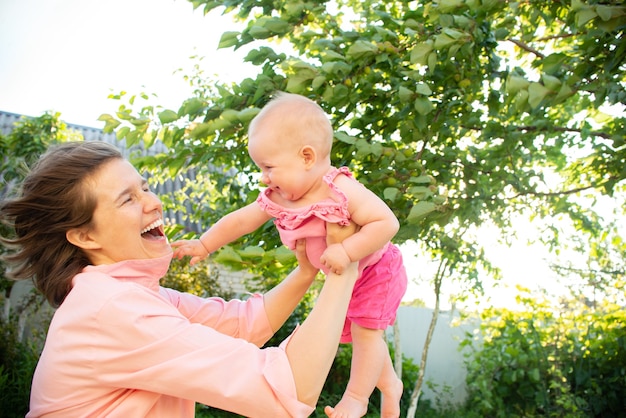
(326, 221, 359, 246)
(293, 238, 319, 278)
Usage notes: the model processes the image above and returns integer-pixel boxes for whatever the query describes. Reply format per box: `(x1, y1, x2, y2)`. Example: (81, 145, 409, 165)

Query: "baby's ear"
(300, 145, 317, 167)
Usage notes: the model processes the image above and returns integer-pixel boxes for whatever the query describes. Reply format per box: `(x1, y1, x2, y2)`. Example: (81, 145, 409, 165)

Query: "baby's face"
(249, 136, 311, 202)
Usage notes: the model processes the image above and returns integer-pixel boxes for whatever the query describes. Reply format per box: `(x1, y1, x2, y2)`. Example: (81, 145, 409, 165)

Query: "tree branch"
(508, 38, 546, 59)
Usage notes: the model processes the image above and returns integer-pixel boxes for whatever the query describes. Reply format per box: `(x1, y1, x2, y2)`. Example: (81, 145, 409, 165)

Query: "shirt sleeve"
(93, 286, 313, 417)
(159, 287, 273, 347)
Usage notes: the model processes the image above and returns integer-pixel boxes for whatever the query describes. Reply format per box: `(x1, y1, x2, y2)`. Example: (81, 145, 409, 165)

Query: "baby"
(173, 92, 407, 418)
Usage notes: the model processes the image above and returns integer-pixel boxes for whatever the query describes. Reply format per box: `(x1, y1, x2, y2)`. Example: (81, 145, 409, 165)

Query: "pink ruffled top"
(256, 166, 386, 273)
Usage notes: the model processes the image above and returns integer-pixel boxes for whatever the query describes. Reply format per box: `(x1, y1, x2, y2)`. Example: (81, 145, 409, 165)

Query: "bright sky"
(0, 0, 252, 127)
(0, 0, 568, 309)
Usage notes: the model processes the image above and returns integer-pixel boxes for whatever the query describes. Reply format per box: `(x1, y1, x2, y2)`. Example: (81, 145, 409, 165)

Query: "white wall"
(389, 306, 477, 408)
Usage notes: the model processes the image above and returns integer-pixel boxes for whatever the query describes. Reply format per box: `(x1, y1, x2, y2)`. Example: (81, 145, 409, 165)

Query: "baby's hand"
(170, 239, 209, 266)
(320, 244, 351, 275)
(321, 221, 359, 274)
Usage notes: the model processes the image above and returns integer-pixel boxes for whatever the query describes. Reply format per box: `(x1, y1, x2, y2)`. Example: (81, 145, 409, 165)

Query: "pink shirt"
(27, 253, 313, 418)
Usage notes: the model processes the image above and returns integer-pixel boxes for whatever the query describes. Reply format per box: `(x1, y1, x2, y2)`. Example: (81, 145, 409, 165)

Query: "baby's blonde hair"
(249, 92, 333, 158)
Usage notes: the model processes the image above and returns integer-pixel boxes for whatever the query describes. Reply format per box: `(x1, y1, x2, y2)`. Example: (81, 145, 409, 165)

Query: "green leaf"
(529, 368, 541, 382)
(398, 86, 413, 102)
(576, 9, 597, 27)
(540, 53, 567, 74)
(286, 73, 314, 94)
(335, 131, 357, 144)
(189, 122, 212, 139)
(384, 187, 400, 201)
(116, 126, 130, 140)
(129, 117, 150, 127)
(97, 113, 121, 133)
(249, 25, 272, 39)
(263, 17, 291, 35)
(514, 89, 529, 112)
(427, 51, 438, 72)
(240, 246, 265, 258)
(274, 246, 296, 265)
(506, 75, 530, 94)
(346, 40, 378, 60)
(312, 75, 326, 90)
(554, 82, 574, 103)
(528, 82, 551, 108)
(238, 108, 260, 123)
(321, 50, 345, 61)
(541, 74, 561, 91)
(410, 41, 434, 65)
(213, 247, 243, 264)
(442, 28, 464, 39)
(220, 109, 239, 123)
(158, 109, 179, 124)
(596, 5, 616, 21)
(434, 33, 457, 49)
(407, 186, 433, 199)
(408, 201, 437, 222)
(411, 175, 434, 184)
(438, 0, 464, 13)
(179, 98, 205, 117)
(415, 83, 432, 96)
(218, 31, 239, 49)
(414, 97, 434, 115)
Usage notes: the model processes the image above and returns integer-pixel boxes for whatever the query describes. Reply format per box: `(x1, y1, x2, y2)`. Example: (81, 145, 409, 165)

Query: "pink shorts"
(340, 243, 408, 343)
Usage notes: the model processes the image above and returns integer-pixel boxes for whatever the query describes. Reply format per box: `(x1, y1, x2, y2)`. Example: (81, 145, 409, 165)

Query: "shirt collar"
(82, 252, 173, 292)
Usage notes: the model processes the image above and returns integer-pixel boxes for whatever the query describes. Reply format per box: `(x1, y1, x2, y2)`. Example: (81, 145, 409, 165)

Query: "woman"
(0, 140, 359, 418)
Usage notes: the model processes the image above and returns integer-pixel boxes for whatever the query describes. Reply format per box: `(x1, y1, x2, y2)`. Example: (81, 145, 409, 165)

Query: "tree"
(100, 0, 626, 413)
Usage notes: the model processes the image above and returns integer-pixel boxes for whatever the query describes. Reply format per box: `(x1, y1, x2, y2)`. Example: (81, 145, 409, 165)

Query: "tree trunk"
(406, 259, 445, 417)
(2, 295, 10, 321)
(393, 320, 402, 379)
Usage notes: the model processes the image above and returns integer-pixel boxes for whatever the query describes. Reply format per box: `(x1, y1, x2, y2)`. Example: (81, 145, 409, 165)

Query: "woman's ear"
(66, 227, 101, 250)
(300, 145, 317, 168)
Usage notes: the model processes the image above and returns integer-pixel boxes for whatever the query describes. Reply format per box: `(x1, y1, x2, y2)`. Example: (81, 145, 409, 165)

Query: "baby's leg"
(324, 324, 386, 418)
(376, 347, 403, 418)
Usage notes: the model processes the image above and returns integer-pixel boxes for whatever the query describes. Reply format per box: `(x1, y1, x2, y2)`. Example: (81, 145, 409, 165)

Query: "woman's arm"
(284, 221, 359, 406)
(263, 238, 320, 332)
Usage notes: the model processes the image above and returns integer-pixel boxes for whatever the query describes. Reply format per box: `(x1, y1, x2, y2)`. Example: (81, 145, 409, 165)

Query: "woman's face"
(81, 158, 170, 265)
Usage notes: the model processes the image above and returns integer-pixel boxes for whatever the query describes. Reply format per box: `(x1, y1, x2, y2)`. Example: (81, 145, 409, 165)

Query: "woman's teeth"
(141, 219, 163, 235)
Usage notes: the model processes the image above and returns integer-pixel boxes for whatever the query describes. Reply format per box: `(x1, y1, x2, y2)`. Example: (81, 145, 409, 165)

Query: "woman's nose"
(145, 191, 163, 213)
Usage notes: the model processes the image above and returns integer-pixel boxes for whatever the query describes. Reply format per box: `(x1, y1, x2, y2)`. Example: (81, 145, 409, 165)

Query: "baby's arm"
(171, 202, 272, 265)
(319, 175, 399, 273)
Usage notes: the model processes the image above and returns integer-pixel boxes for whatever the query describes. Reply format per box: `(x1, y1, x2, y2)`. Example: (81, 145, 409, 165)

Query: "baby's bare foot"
(324, 390, 368, 418)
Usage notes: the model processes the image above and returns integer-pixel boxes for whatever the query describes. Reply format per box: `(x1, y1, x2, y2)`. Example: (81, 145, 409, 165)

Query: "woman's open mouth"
(141, 219, 165, 240)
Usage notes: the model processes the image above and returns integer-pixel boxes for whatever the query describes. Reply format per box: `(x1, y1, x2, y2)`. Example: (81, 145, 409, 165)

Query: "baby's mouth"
(141, 219, 165, 240)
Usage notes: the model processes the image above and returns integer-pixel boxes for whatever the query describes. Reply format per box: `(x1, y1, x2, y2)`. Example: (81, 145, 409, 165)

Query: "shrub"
(0, 315, 40, 418)
(462, 293, 626, 417)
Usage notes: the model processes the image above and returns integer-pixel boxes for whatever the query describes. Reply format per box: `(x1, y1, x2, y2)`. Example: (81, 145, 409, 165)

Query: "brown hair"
(0, 141, 122, 307)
